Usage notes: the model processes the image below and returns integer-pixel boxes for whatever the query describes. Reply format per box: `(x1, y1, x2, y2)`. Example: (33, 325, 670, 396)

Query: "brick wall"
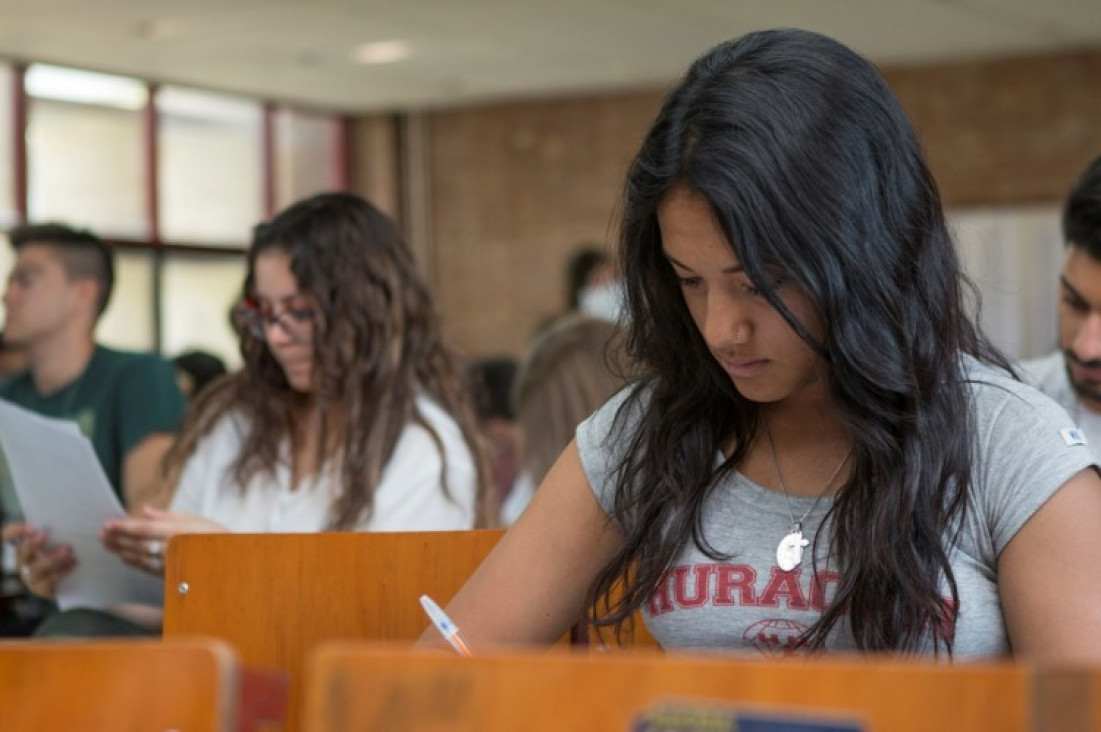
(885, 50, 1101, 207)
(426, 91, 664, 358)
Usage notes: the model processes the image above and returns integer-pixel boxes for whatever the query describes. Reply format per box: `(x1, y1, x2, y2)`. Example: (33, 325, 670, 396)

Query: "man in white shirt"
(1021, 157, 1101, 451)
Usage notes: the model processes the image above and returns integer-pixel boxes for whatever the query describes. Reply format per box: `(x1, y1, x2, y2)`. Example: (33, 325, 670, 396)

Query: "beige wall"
(350, 49, 1101, 360)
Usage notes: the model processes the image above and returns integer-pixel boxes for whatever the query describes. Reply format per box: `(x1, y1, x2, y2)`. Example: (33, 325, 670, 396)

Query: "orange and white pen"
(419, 594, 473, 657)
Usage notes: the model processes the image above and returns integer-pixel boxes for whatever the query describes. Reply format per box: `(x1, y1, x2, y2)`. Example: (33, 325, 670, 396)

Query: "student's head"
(2, 223, 114, 346)
(235, 191, 441, 398)
(619, 28, 977, 415)
(173, 350, 228, 399)
(515, 315, 629, 484)
(566, 247, 614, 312)
(468, 357, 521, 502)
(184, 191, 490, 529)
(1056, 157, 1101, 406)
(469, 357, 518, 425)
(595, 29, 1005, 654)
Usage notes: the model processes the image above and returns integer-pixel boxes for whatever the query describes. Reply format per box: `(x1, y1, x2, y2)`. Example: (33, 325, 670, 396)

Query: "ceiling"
(1, 0, 1099, 113)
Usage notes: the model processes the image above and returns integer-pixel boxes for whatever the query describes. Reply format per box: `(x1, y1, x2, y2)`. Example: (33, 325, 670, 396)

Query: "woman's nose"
(702, 293, 752, 349)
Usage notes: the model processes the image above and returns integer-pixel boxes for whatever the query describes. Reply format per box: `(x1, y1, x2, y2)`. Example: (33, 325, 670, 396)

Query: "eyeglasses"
(234, 298, 316, 343)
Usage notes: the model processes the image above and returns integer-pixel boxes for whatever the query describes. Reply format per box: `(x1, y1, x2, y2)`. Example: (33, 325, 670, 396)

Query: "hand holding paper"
(0, 399, 163, 610)
(2, 522, 75, 599)
(101, 506, 228, 575)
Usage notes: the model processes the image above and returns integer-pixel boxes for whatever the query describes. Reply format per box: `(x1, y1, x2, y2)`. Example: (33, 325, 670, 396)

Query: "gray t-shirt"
(576, 358, 1096, 659)
(1020, 351, 1101, 460)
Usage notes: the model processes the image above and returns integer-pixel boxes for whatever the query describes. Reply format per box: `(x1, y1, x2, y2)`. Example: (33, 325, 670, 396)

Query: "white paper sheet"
(0, 398, 163, 610)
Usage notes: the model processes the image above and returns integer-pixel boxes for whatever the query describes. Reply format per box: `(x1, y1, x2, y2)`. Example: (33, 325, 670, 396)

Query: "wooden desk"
(301, 644, 1080, 732)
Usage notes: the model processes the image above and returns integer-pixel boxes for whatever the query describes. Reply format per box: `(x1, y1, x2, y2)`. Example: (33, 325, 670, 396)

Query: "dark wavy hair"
(588, 29, 1012, 654)
(1063, 156, 1101, 259)
(162, 192, 492, 529)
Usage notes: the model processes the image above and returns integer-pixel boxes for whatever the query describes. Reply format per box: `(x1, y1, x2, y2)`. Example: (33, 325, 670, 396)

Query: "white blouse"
(169, 396, 478, 532)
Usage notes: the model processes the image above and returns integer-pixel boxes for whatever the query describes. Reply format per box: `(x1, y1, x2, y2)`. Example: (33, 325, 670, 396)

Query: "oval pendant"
(776, 530, 809, 571)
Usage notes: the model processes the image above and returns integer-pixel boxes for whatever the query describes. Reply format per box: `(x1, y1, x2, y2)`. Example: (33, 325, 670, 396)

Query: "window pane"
(161, 252, 246, 369)
(0, 66, 15, 230)
(25, 65, 147, 238)
(275, 108, 341, 210)
(96, 249, 156, 352)
(158, 87, 262, 246)
(0, 234, 12, 328)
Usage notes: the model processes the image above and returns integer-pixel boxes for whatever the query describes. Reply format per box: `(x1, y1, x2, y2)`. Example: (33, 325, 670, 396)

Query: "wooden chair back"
(163, 530, 506, 731)
(0, 638, 237, 731)
(301, 644, 1066, 732)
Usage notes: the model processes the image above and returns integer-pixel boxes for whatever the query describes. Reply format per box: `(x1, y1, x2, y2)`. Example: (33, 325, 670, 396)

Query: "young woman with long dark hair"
(16, 192, 492, 635)
(425, 29, 1101, 661)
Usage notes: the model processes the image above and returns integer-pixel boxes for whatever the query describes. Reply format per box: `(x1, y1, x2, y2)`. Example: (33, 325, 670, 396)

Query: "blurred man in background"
(0, 223, 184, 510)
(1021, 157, 1101, 454)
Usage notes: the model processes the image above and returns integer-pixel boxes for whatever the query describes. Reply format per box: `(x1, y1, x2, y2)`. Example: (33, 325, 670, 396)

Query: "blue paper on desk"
(0, 398, 163, 610)
(633, 702, 864, 732)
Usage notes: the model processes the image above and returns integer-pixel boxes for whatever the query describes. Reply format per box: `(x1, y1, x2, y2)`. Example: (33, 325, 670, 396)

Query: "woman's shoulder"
(963, 356, 1090, 477)
(594, 379, 653, 422)
(577, 381, 650, 445)
(964, 357, 1071, 422)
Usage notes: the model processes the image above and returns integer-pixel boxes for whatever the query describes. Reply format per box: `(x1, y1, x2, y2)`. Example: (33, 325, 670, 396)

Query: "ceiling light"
(26, 65, 148, 110)
(134, 18, 187, 41)
(352, 40, 411, 65)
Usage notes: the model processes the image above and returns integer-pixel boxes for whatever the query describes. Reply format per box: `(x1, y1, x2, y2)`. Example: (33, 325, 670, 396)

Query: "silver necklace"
(764, 422, 852, 572)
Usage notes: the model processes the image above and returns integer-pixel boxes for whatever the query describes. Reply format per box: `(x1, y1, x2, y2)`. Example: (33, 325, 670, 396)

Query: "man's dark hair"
(8, 223, 115, 317)
(1064, 156, 1101, 260)
(173, 350, 228, 397)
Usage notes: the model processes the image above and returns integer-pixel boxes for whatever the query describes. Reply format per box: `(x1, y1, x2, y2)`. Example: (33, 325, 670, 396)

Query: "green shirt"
(0, 345, 185, 509)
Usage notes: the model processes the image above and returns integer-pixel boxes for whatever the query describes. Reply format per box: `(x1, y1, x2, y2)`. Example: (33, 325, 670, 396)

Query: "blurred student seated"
(6, 193, 492, 637)
(172, 349, 228, 401)
(536, 245, 627, 336)
(501, 314, 631, 523)
(0, 224, 185, 511)
(566, 246, 621, 322)
(1020, 156, 1101, 455)
(468, 357, 521, 515)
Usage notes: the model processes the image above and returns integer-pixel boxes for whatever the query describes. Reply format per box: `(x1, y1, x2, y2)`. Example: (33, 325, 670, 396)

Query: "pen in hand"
(420, 594, 473, 657)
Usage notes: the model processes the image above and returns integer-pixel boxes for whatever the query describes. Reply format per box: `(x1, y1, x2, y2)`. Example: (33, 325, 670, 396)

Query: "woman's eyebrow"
(663, 251, 744, 274)
(1060, 276, 1092, 307)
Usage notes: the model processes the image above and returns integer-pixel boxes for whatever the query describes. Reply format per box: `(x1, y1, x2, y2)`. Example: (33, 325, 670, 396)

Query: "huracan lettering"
(647, 563, 841, 615)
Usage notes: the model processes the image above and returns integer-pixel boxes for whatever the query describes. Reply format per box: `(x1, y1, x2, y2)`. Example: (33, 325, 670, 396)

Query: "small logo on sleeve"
(1060, 427, 1087, 447)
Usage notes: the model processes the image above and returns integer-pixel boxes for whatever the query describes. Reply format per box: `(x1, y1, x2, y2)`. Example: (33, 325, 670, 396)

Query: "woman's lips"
(721, 358, 768, 378)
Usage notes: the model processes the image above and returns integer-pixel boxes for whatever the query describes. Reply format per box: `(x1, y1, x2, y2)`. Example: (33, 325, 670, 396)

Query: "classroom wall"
(349, 48, 1101, 360)
(885, 49, 1101, 206)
